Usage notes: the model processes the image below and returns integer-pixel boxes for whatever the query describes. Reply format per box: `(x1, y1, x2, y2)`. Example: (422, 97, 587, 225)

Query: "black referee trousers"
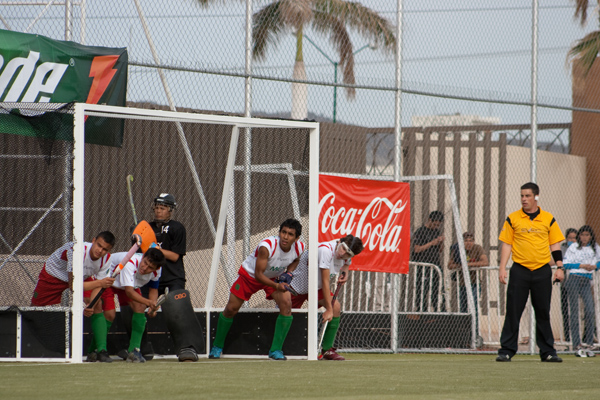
(498, 263, 556, 358)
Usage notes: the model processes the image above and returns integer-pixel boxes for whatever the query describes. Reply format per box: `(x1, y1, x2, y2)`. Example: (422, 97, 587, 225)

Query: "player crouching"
(289, 235, 364, 360)
(98, 248, 165, 363)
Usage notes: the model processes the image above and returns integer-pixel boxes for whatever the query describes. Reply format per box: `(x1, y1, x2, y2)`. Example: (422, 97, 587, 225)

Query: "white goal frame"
(70, 103, 321, 363)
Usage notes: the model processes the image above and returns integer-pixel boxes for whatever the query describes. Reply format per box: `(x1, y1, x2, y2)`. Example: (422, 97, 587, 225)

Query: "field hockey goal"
(0, 102, 322, 362)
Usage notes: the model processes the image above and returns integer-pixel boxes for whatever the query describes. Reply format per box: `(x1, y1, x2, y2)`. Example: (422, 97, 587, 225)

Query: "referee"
(496, 182, 565, 362)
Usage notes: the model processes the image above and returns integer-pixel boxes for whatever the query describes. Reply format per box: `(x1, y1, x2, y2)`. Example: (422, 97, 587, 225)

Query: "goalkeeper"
(288, 235, 364, 360)
(209, 219, 305, 361)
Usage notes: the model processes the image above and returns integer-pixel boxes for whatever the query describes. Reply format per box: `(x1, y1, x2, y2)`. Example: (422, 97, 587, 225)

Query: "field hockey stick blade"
(318, 320, 329, 353)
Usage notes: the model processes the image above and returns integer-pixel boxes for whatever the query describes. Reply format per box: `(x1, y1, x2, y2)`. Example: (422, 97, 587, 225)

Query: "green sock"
(95, 317, 114, 352)
(322, 317, 341, 351)
(212, 313, 234, 349)
(269, 315, 293, 352)
(90, 313, 107, 352)
(128, 313, 147, 352)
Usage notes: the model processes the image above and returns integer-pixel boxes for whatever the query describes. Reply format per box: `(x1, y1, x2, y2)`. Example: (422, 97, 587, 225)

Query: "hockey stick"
(126, 174, 138, 225)
(318, 272, 346, 352)
(86, 221, 157, 310)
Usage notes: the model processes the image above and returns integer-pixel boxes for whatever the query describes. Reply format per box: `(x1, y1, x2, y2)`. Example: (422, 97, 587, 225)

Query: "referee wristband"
(551, 250, 563, 263)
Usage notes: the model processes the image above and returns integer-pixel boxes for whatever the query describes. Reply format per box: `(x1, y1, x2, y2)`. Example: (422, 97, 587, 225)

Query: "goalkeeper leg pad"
(161, 289, 205, 360)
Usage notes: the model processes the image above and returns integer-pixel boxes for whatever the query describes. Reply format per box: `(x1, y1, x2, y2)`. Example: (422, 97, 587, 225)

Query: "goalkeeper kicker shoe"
(209, 346, 223, 359)
(126, 348, 146, 363)
(268, 350, 287, 360)
(321, 348, 345, 361)
(178, 347, 198, 362)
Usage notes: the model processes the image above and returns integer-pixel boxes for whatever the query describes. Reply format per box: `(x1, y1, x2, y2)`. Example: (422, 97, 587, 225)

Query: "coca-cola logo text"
(319, 192, 407, 253)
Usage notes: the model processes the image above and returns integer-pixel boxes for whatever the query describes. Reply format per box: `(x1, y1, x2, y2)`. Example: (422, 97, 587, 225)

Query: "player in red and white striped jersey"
(209, 219, 305, 361)
(31, 231, 116, 307)
(289, 235, 364, 360)
(90, 248, 165, 363)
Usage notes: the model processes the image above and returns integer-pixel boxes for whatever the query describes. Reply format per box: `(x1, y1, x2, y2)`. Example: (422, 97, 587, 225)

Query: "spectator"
(563, 225, 599, 355)
(559, 228, 577, 342)
(448, 232, 488, 344)
(412, 210, 444, 311)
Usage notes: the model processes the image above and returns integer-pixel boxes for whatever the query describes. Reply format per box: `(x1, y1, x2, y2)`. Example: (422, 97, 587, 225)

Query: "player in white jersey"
(31, 231, 116, 307)
(209, 219, 304, 361)
(289, 235, 364, 360)
(88, 248, 165, 363)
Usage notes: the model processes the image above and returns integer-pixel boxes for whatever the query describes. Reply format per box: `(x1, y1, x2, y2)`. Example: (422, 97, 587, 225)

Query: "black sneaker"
(496, 354, 511, 362)
(117, 349, 129, 361)
(97, 350, 113, 363)
(86, 351, 97, 362)
(541, 354, 562, 363)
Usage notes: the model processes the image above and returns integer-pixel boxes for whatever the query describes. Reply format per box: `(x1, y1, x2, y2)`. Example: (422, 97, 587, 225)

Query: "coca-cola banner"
(318, 174, 410, 274)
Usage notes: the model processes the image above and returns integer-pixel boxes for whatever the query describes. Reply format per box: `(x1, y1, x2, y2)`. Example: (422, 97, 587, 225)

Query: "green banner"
(0, 30, 128, 147)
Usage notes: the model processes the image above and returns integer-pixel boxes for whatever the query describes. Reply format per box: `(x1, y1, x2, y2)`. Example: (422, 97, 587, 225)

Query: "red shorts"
(291, 289, 327, 309)
(31, 265, 94, 306)
(230, 267, 277, 301)
(101, 287, 142, 311)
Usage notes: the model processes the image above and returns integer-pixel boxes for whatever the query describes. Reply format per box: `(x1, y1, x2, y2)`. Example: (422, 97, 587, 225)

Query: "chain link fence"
(2, 1, 600, 355)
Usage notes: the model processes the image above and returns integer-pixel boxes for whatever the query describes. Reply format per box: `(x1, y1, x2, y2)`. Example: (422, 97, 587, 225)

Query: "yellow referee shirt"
(499, 208, 565, 271)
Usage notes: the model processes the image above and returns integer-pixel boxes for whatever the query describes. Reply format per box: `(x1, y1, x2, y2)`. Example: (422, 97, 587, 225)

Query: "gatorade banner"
(0, 29, 128, 147)
(319, 174, 411, 274)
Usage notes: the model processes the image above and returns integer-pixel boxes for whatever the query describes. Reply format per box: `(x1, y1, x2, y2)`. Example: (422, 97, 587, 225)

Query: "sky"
(0, 0, 596, 128)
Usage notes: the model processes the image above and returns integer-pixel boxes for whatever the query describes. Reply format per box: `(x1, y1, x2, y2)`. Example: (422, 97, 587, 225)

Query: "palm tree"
(252, 0, 396, 120)
(568, 1, 600, 76)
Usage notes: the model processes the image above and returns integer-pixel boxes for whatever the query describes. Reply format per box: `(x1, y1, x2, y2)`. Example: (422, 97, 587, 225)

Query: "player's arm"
(285, 257, 300, 274)
(159, 248, 180, 263)
(338, 265, 349, 284)
(124, 286, 154, 308)
(82, 277, 115, 291)
(147, 287, 159, 317)
(320, 267, 333, 322)
(254, 247, 285, 291)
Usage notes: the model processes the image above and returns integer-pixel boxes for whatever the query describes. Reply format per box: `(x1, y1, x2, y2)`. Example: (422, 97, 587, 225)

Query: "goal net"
(0, 102, 476, 362)
(0, 102, 320, 362)
(326, 174, 478, 353)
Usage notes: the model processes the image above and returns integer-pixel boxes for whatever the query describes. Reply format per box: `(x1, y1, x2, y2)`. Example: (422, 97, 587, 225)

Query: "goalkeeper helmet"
(154, 193, 177, 210)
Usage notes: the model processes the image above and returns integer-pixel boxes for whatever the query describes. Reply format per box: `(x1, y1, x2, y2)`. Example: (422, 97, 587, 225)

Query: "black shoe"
(86, 351, 97, 362)
(117, 349, 129, 361)
(97, 350, 113, 363)
(496, 354, 511, 362)
(541, 354, 562, 363)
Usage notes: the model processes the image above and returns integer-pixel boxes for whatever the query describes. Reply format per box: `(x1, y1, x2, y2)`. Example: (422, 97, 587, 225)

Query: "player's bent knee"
(333, 302, 342, 316)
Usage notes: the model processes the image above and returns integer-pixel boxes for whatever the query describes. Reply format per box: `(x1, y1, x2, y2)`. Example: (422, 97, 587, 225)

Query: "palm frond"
(279, 0, 313, 30)
(574, 0, 590, 25)
(314, 0, 396, 53)
(568, 30, 600, 76)
(252, 2, 288, 61)
(311, 12, 355, 98)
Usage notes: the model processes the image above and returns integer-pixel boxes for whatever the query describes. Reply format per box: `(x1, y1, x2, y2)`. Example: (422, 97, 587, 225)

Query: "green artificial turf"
(1, 353, 599, 399)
